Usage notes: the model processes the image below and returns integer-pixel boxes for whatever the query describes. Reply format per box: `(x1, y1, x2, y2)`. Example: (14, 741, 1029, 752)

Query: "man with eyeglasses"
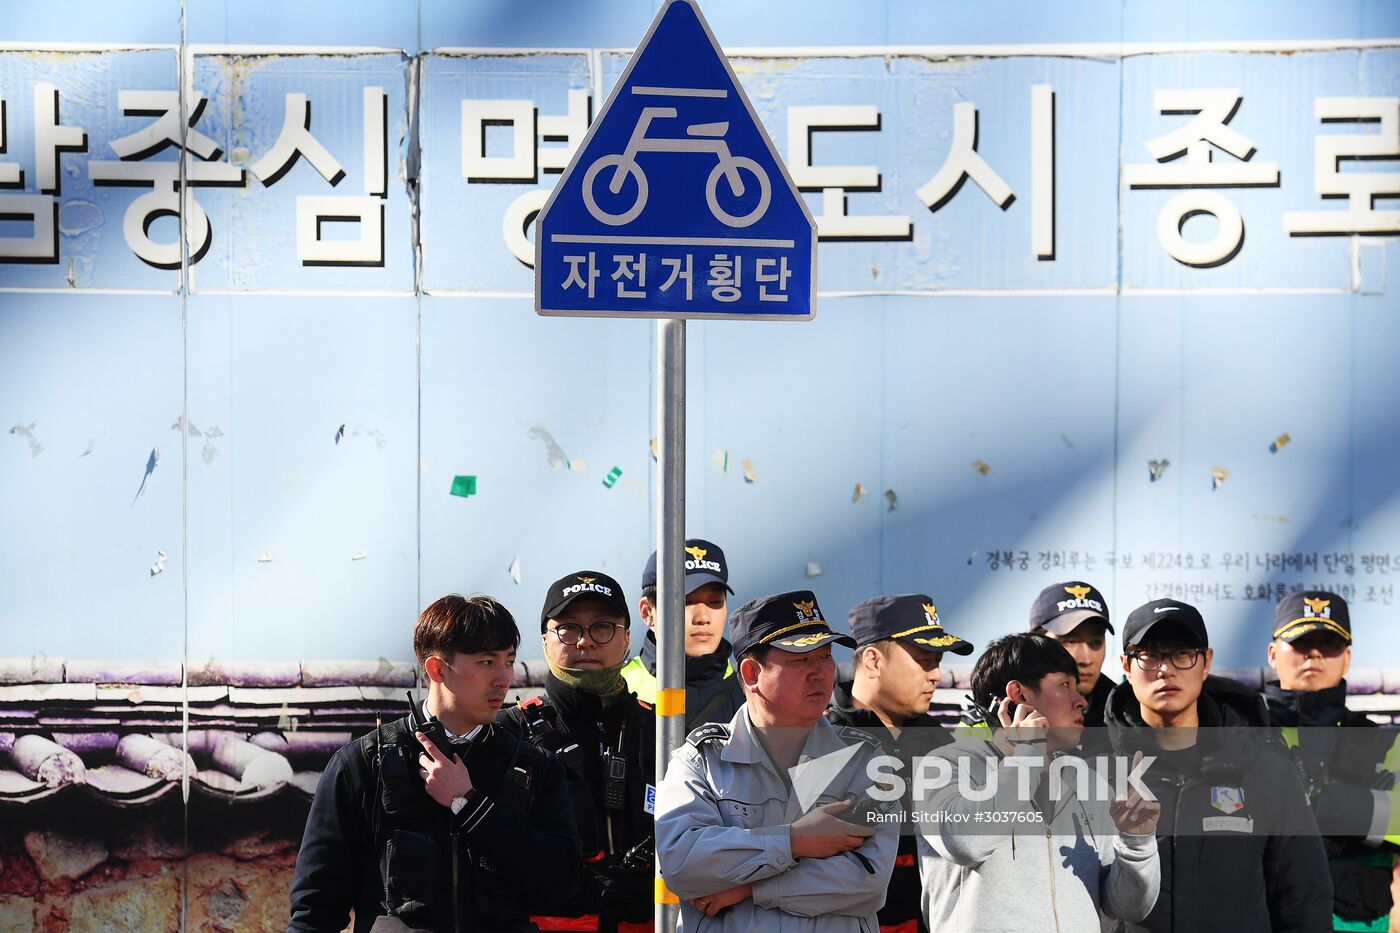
(497, 571, 656, 933)
(288, 593, 582, 932)
(1104, 598, 1331, 933)
(1264, 591, 1400, 933)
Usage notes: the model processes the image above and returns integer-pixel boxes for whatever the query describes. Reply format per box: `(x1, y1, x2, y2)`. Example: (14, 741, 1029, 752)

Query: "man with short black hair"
(497, 571, 656, 933)
(827, 594, 973, 933)
(919, 632, 1160, 932)
(1029, 581, 1116, 728)
(657, 590, 898, 932)
(1264, 591, 1400, 932)
(288, 594, 581, 933)
(624, 537, 744, 730)
(1105, 598, 1331, 933)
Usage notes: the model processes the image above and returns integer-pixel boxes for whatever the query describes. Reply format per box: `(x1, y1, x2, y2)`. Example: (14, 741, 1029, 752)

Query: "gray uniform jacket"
(656, 703, 899, 933)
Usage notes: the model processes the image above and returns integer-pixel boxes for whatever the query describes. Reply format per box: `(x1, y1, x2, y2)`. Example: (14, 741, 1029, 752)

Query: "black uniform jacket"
(634, 630, 745, 731)
(497, 673, 657, 924)
(1104, 675, 1332, 933)
(1267, 679, 1400, 925)
(287, 714, 582, 933)
(826, 681, 955, 933)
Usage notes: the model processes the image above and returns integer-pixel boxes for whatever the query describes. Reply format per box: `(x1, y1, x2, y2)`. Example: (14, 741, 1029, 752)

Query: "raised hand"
(1109, 752, 1162, 836)
(416, 731, 474, 807)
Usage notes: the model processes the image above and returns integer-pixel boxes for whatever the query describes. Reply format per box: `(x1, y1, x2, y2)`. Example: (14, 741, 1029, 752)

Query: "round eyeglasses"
(1128, 647, 1204, 671)
(548, 621, 622, 646)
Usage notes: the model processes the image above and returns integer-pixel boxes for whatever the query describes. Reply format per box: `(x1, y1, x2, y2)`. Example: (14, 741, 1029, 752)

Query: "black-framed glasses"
(1128, 647, 1204, 671)
(548, 621, 622, 646)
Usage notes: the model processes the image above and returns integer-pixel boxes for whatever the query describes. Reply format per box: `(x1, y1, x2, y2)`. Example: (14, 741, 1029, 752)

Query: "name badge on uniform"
(1205, 785, 1252, 831)
(1203, 816, 1255, 833)
(645, 783, 657, 815)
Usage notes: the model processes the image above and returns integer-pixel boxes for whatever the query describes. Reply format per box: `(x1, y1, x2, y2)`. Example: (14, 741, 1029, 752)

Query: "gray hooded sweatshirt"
(917, 727, 1160, 933)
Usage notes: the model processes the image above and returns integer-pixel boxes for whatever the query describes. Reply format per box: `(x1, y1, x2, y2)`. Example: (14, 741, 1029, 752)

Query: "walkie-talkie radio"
(406, 691, 451, 756)
(602, 751, 628, 810)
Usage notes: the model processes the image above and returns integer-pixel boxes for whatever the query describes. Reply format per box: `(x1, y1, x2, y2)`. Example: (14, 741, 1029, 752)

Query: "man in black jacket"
(623, 538, 744, 731)
(498, 571, 656, 933)
(287, 593, 582, 933)
(1265, 590, 1400, 932)
(1105, 597, 1332, 933)
(827, 593, 973, 933)
(1028, 580, 1116, 728)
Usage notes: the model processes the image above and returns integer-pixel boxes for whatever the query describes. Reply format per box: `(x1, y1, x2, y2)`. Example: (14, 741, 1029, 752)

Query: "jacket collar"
(639, 629, 734, 682)
(1264, 679, 1349, 726)
(722, 704, 849, 767)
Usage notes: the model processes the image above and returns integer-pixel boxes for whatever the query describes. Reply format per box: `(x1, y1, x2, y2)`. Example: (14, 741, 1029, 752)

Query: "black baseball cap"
(729, 590, 856, 659)
(1273, 591, 1352, 644)
(1029, 581, 1114, 636)
(1123, 598, 1208, 649)
(641, 538, 734, 595)
(848, 594, 974, 655)
(540, 571, 630, 631)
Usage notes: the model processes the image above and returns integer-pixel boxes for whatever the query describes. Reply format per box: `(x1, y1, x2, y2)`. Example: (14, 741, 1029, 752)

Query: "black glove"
(1315, 783, 1379, 838)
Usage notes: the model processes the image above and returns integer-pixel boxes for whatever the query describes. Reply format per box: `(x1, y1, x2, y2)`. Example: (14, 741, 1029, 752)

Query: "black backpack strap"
(373, 722, 391, 912)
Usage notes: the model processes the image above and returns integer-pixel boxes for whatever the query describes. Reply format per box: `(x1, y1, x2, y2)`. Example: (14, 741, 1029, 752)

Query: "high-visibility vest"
(619, 655, 733, 705)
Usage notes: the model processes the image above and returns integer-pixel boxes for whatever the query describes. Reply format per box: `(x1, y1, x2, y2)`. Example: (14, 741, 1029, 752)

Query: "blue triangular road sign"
(535, 0, 816, 320)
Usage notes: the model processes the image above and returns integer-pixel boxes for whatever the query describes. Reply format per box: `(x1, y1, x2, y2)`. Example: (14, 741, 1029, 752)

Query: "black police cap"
(848, 594, 974, 655)
(729, 590, 855, 660)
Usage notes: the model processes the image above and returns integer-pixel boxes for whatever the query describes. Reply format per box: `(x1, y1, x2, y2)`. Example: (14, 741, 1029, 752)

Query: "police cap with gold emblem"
(1273, 590, 1351, 644)
(848, 594, 974, 655)
(729, 590, 856, 658)
(1029, 581, 1114, 636)
(540, 570, 630, 630)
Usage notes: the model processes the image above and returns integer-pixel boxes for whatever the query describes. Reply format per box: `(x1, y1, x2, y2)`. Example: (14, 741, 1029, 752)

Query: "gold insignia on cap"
(684, 545, 708, 561)
(779, 633, 830, 648)
(793, 599, 818, 621)
(914, 634, 961, 648)
(1064, 584, 1091, 601)
(1303, 596, 1331, 618)
(922, 602, 939, 624)
(577, 576, 595, 584)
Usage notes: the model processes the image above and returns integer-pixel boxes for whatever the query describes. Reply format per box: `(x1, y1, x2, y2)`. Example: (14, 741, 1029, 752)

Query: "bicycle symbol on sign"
(582, 86, 772, 228)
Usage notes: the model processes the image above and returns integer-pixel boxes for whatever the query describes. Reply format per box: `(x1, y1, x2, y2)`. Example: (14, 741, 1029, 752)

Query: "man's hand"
(789, 799, 874, 859)
(990, 696, 1050, 757)
(1109, 751, 1161, 836)
(416, 731, 474, 807)
(691, 884, 752, 917)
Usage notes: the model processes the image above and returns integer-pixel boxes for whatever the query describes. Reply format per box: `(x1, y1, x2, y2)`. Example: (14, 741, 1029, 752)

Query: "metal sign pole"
(654, 316, 685, 933)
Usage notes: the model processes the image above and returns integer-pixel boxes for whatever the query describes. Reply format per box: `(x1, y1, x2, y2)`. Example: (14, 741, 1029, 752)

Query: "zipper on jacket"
(1045, 826, 1062, 933)
(453, 835, 461, 933)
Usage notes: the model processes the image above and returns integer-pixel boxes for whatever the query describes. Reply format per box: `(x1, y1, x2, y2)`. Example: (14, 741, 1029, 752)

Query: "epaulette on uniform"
(686, 723, 730, 747)
(834, 724, 884, 749)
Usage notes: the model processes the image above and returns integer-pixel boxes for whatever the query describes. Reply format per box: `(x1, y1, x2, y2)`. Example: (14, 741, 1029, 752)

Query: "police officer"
(288, 593, 581, 933)
(623, 537, 744, 730)
(827, 594, 973, 933)
(1265, 591, 1400, 932)
(497, 571, 655, 933)
(656, 590, 898, 932)
(1028, 581, 1116, 727)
